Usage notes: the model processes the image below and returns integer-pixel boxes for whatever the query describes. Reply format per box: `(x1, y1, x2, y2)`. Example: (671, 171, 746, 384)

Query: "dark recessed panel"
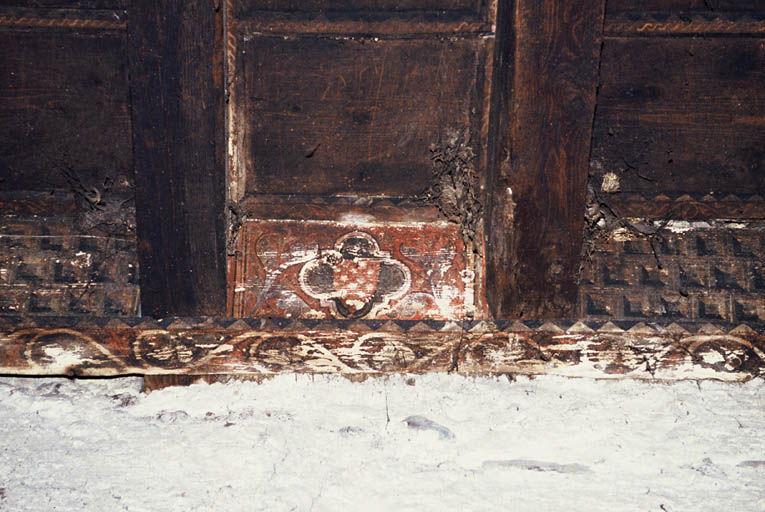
(590, 38, 764, 197)
(235, 36, 487, 197)
(0, 1, 125, 9)
(236, 0, 483, 20)
(0, 30, 132, 194)
(606, 0, 762, 16)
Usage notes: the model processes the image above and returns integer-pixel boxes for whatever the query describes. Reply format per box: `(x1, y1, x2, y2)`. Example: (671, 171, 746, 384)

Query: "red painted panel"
(228, 220, 486, 320)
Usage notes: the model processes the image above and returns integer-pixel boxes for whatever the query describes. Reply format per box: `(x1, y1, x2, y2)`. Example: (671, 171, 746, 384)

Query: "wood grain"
(229, 35, 489, 198)
(606, 195, 765, 220)
(127, 0, 226, 317)
(0, 6, 126, 30)
(605, 0, 762, 16)
(235, 0, 482, 13)
(486, 0, 606, 319)
(0, 1, 125, 9)
(590, 38, 764, 201)
(0, 29, 132, 195)
(232, 0, 491, 29)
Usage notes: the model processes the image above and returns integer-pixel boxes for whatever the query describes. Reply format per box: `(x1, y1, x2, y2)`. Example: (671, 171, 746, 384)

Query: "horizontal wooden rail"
(1, 316, 763, 381)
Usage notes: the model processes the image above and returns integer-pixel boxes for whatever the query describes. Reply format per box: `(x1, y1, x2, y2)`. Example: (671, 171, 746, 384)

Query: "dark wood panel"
(231, 36, 489, 198)
(235, 0, 484, 19)
(590, 38, 764, 198)
(0, 1, 124, 8)
(128, 0, 226, 317)
(606, 0, 762, 15)
(485, 0, 606, 319)
(230, 0, 494, 34)
(0, 30, 132, 194)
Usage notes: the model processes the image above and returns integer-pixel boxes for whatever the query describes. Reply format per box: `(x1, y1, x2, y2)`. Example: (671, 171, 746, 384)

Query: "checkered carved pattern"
(0, 218, 139, 316)
(578, 224, 765, 324)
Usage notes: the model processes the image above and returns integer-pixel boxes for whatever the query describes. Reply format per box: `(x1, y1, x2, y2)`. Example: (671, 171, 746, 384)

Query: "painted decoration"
(228, 220, 484, 320)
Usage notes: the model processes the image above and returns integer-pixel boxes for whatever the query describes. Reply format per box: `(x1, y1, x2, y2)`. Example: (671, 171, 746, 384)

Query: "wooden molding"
(605, 12, 765, 37)
(606, 194, 765, 221)
(0, 7, 126, 31)
(1, 316, 763, 381)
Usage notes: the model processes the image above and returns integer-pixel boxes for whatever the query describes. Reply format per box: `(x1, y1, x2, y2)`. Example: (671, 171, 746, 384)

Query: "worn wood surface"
(0, 216, 139, 316)
(606, 0, 762, 16)
(0, 1, 125, 9)
(0, 6, 126, 30)
(229, 35, 489, 198)
(230, 0, 495, 35)
(590, 38, 764, 201)
(238, 195, 444, 223)
(486, 0, 605, 319)
(605, 194, 765, 221)
(0, 27, 132, 195)
(128, 0, 226, 317)
(1, 316, 763, 381)
(235, 0, 485, 15)
(0, 192, 79, 216)
(605, 1, 764, 35)
(578, 222, 765, 324)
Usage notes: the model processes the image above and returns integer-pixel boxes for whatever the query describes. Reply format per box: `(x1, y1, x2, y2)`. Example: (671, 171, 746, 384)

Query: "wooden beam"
(486, 0, 606, 319)
(127, 0, 226, 317)
(1, 316, 763, 381)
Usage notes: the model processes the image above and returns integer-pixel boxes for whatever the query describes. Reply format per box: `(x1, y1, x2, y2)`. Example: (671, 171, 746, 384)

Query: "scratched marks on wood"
(0, 29, 133, 195)
(590, 37, 765, 199)
(1, 317, 763, 380)
(228, 220, 484, 321)
(228, 35, 490, 198)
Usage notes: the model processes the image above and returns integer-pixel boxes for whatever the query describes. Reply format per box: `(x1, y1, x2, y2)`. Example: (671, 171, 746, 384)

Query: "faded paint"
(1, 318, 763, 381)
(229, 220, 484, 320)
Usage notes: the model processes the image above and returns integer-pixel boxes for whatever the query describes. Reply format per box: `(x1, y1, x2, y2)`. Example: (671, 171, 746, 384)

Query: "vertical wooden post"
(127, 0, 226, 317)
(486, 0, 606, 318)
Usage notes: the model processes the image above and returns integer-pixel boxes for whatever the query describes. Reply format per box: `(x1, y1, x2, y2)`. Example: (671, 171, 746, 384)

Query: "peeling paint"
(1, 319, 763, 380)
(229, 220, 483, 320)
